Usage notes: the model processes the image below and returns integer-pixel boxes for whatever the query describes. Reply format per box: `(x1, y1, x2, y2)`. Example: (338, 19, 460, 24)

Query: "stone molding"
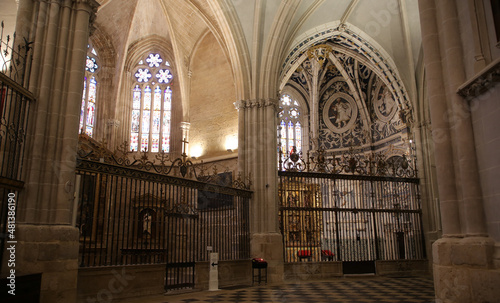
(36, 0, 99, 13)
(234, 99, 279, 111)
(73, 0, 100, 12)
(457, 57, 500, 100)
(106, 119, 120, 127)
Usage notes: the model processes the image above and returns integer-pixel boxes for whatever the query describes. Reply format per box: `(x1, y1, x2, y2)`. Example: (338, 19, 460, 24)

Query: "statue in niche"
(142, 211, 152, 236)
(304, 191, 313, 207)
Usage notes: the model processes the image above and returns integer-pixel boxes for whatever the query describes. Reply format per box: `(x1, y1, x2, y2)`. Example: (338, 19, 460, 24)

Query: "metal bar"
(0, 73, 35, 101)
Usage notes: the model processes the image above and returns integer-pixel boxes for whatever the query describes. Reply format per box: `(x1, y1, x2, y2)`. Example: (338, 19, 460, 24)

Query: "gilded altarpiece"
(279, 181, 323, 262)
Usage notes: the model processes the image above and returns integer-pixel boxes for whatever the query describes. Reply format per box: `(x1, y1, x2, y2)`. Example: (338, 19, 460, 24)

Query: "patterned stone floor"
(122, 276, 436, 303)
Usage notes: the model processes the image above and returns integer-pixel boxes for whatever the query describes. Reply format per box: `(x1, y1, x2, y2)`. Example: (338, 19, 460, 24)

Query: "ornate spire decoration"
(77, 134, 252, 189)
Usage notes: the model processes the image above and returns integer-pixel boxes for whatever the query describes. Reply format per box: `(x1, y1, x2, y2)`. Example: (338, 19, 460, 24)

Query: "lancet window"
(278, 93, 303, 162)
(130, 53, 172, 152)
(79, 44, 99, 137)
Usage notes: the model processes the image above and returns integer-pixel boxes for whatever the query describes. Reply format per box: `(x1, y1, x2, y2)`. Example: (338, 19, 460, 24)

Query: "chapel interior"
(0, 0, 499, 302)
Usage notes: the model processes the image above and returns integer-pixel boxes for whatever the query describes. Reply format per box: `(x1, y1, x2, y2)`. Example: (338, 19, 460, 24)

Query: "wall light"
(190, 144, 203, 158)
(225, 135, 238, 152)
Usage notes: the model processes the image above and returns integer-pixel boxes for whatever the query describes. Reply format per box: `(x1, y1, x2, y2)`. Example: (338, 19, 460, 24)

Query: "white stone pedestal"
(208, 252, 219, 291)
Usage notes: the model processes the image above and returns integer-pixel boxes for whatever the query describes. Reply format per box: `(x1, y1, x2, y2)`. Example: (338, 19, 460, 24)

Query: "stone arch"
(203, 0, 252, 101)
(259, 0, 301, 100)
(88, 25, 116, 142)
(117, 35, 183, 155)
(278, 23, 414, 151)
(280, 22, 412, 114)
(279, 85, 310, 154)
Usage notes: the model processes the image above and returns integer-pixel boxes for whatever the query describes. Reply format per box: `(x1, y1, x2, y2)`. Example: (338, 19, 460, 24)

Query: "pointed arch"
(119, 35, 180, 153)
(204, 0, 252, 100)
(280, 22, 412, 113)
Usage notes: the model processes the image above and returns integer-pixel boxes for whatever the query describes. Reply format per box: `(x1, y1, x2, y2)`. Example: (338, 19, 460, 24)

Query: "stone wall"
(376, 260, 429, 276)
(189, 32, 238, 159)
(77, 264, 164, 302)
(471, 82, 500, 245)
(195, 260, 252, 290)
(77, 260, 253, 302)
(15, 225, 80, 303)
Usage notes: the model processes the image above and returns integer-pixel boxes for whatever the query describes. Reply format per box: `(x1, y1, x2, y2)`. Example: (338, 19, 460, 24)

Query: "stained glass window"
(155, 69, 173, 83)
(278, 94, 303, 165)
(79, 43, 99, 137)
(130, 53, 173, 152)
(135, 69, 152, 83)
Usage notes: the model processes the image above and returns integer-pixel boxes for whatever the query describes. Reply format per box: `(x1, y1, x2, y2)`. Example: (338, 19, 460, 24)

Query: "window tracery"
(278, 94, 303, 163)
(130, 53, 172, 152)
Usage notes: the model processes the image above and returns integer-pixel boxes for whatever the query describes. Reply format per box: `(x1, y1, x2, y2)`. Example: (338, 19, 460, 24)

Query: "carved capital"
(233, 100, 247, 110)
(74, 0, 100, 34)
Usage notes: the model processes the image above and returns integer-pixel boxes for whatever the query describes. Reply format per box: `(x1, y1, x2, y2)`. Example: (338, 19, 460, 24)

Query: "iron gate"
(76, 147, 251, 291)
(279, 171, 425, 274)
(164, 210, 198, 290)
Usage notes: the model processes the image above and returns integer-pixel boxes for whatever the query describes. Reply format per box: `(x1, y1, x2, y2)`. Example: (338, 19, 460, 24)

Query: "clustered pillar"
(418, 0, 496, 302)
(15, 1, 99, 303)
(235, 98, 284, 283)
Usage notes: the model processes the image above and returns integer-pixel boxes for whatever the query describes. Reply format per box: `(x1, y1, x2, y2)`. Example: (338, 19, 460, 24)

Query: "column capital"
(73, 0, 100, 10)
(73, 0, 100, 33)
(233, 99, 280, 111)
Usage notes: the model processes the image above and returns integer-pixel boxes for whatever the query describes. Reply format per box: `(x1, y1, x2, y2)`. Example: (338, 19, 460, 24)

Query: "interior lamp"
(190, 145, 203, 158)
(225, 135, 238, 152)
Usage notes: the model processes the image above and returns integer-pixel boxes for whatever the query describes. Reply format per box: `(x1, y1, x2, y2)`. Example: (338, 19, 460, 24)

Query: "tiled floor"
(122, 276, 436, 303)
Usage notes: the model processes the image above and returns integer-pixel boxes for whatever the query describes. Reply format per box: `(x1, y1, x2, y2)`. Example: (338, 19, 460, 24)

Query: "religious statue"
(142, 211, 152, 236)
(329, 98, 352, 128)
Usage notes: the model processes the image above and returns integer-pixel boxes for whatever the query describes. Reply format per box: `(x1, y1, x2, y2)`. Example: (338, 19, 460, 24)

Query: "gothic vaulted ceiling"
(94, 0, 422, 103)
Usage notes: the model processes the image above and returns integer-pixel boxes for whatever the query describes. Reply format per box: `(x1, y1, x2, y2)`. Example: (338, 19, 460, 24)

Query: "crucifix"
(180, 122, 190, 156)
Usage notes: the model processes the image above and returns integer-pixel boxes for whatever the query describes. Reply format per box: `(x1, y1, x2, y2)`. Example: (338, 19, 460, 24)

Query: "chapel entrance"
(279, 150, 425, 274)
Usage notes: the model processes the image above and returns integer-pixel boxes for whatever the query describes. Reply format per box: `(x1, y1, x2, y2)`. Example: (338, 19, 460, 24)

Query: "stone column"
(419, 0, 496, 302)
(14, 1, 99, 302)
(418, 0, 462, 238)
(105, 119, 120, 148)
(309, 61, 320, 143)
(235, 98, 284, 283)
(436, 0, 487, 237)
(117, 70, 133, 147)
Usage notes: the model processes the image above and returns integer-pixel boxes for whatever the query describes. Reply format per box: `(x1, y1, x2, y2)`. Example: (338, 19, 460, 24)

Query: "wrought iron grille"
(279, 171, 425, 263)
(0, 21, 33, 273)
(280, 146, 418, 178)
(76, 158, 252, 268)
(0, 21, 33, 87)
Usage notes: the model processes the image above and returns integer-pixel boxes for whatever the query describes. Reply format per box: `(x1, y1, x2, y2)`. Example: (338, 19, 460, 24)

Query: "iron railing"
(280, 146, 417, 178)
(76, 158, 252, 267)
(0, 21, 33, 273)
(279, 171, 425, 263)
